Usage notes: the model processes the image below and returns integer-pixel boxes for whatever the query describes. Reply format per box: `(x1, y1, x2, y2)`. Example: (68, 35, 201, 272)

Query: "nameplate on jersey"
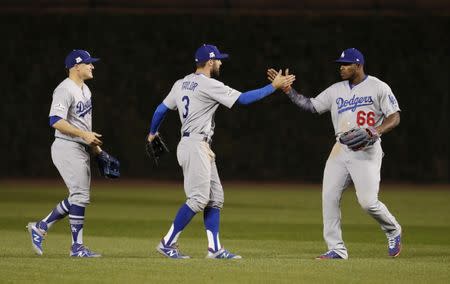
(76, 99, 92, 117)
(336, 95, 373, 113)
(181, 81, 198, 91)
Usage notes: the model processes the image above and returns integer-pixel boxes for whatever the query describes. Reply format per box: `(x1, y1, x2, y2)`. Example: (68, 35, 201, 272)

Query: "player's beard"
(211, 63, 221, 79)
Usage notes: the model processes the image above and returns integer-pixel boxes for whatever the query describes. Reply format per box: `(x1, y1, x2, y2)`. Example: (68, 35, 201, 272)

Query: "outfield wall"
(1, 15, 448, 182)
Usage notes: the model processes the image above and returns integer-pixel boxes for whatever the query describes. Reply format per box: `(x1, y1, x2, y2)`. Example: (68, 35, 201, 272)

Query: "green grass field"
(0, 182, 449, 283)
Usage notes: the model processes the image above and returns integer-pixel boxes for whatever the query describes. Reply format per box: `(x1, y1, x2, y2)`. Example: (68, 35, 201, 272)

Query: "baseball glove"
(145, 134, 169, 165)
(96, 151, 120, 178)
(339, 127, 379, 151)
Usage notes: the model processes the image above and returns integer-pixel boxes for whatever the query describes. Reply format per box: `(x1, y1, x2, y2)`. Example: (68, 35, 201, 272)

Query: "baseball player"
(267, 48, 402, 259)
(27, 49, 109, 257)
(147, 44, 295, 259)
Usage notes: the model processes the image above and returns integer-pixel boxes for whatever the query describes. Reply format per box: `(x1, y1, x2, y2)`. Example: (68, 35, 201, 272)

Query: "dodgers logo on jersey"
(76, 99, 92, 117)
(336, 95, 374, 113)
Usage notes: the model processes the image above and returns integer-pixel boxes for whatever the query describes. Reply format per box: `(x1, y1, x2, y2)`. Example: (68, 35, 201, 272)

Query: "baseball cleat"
(26, 222, 47, 255)
(206, 248, 242, 259)
(316, 250, 346, 260)
(388, 234, 402, 257)
(156, 240, 190, 259)
(70, 243, 102, 258)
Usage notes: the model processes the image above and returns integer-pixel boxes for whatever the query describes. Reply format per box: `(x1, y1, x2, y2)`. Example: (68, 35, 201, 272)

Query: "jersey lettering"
(356, 110, 375, 126)
(336, 95, 373, 113)
(181, 81, 198, 91)
(182, 96, 190, 118)
(76, 99, 92, 117)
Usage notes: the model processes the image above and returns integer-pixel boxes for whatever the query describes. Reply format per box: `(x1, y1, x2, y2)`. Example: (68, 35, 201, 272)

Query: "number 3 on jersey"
(182, 96, 190, 119)
(357, 110, 375, 126)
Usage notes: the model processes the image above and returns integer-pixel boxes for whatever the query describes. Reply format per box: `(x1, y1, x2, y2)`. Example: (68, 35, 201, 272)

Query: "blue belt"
(182, 132, 212, 144)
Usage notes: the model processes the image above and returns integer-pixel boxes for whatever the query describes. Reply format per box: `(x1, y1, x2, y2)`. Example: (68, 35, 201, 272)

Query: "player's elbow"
(236, 95, 251, 105)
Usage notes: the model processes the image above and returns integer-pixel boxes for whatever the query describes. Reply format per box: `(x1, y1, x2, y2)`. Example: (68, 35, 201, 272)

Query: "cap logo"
(356, 58, 360, 61)
(209, 52, 215, 58)
(75, 57, 82, 63)
(341, 52, 345, 58)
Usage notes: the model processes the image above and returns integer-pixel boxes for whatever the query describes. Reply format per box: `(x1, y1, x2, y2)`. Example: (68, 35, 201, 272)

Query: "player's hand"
(270, 69, 296, 90)
(281, 68, 293, 93)
(147, 132, 157, 143)
(91, 145, 102, 155)
(82, 131, 103, 146)
(267, 68, 294, 93)
(267, 68, 278, 82)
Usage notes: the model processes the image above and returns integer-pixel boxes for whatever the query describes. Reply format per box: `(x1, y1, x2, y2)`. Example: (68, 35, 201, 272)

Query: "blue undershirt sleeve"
(149, 103, 170, 135)
(49, 115, 63, 127)
(236, 84, 276, 105)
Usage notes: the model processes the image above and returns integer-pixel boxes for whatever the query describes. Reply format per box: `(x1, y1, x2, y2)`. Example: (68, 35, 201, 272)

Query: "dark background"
(1, 1, 448, 182)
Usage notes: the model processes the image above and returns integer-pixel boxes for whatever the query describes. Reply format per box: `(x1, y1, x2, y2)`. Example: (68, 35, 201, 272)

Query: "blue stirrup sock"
(69, 204, 85, 245)
(204, 207, 221, 252)
(38, 198, 71, 231)
(163, 203, 196, 247)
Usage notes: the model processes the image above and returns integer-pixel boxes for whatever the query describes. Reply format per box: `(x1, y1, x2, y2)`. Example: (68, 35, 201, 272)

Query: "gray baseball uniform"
(163, 73, 241, 212)
(26, 50, 101, 258)
(311, 75, 402, 258)
(49, 78, 93, 206)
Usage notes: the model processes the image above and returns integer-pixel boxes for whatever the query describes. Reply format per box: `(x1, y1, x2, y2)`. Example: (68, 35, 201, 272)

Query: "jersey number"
(356, 111, 375, 126)
(182, 96, 190, 119)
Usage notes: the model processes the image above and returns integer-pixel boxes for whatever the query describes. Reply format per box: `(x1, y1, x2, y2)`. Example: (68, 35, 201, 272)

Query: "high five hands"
(269, 69, 296, 91)
(267, 68, 294, 94)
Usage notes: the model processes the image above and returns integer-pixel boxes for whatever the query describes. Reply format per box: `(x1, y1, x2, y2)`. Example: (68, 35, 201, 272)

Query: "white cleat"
(206, 248, 242, 259)
(26, 222, 46, 256)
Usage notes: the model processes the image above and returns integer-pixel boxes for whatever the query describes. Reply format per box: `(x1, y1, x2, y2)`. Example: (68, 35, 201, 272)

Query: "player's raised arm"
(267, 68, 317, 113)
(235, 70, 295, 105)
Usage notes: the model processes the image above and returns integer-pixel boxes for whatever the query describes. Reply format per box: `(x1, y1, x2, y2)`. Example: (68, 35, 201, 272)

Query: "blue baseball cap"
(195, 44, 229, 63)
(65, 49, 100, 69)
(335, 48, 365, 65)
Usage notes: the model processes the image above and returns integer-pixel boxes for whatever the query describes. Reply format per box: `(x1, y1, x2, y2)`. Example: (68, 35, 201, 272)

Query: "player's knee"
(359, 199, 379, 212)
(207, 200, 223, 209)
(186, 198, 208, 213)
(68, 191, 90, 207)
